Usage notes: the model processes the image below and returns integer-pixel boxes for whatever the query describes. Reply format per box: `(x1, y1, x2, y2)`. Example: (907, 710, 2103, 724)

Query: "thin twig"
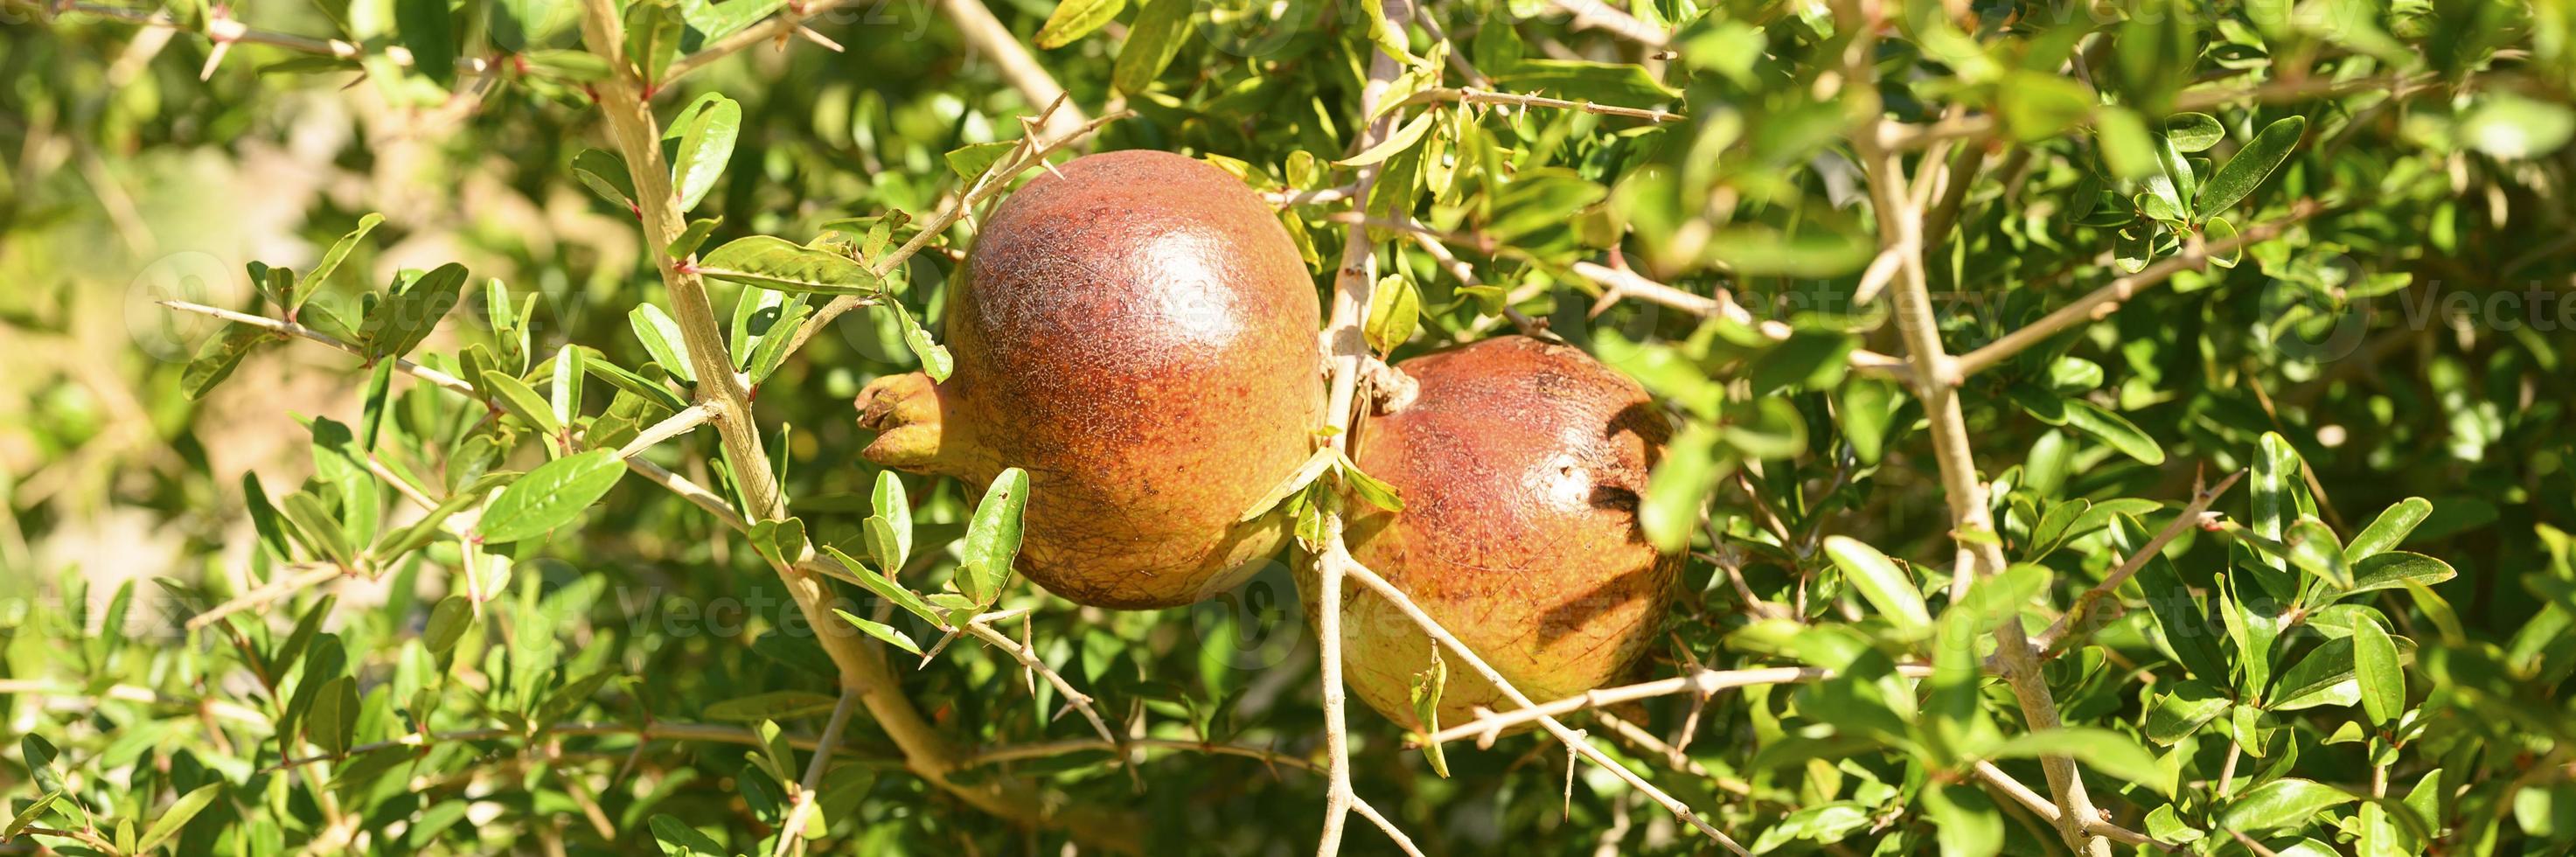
(662, 0, 861, 83)
(616, 401, 722, 459)
(771, 688, 860, 857)
(2033, 469, 2244, 652)
(1952, 201, 2324, 379)
(1417, 664, 1935, 747)
(158, 300, 474, 394)
(780, 100, 1128, 359)
(1566, 262, 1911, 378)
(1403, 87, 1682, 122)
(1267, 184, 1360, 208)
(1334, 548, 1751, 854)
(962, 737, 1325, 772)
(184, 565, 345, 631)
(958, 619, 1124, 751)
(59, 3, 489, 73)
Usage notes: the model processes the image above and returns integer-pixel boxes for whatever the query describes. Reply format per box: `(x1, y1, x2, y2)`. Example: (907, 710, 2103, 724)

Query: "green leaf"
(704, 690, 839, 721)
(184, 324, 268, 400)
(479, 369, 563, 436)
(837, 610, 922, 656)
(423, 596, 475, 655)
(649, 814, 728, 856)
(2457, 93, 2574, 159)
(395, 0, 456, 86)
(137, 783, 223, 853)
(665, 94, 741, 213)
(2347, 498, 2433, 561)
(574, 149, 638, 209)
(2222, 778, 2357, 832)
(2147, 679, 2233, 744)
(629, 304, 697, 384)
(1922, 783, 2002, 857)
(1982, 728, 2174, 796)
(821, 546, 943, 627)
(698, 235, 880, 295)
(282, 491, 357, 567)
(303, 213, 385, 307)
(2204, 215, 2244, 268)
(366, 262, 468, 362)
(2096, 107, 2159, 179)
(747, 517, 807, 572)
(1334, 450, 1404, 512)
(2354, 617, 2403, 728)
(678, 0, 783, 42)
(1748, 331, 1856, 396)
(579, 347, 692, 412)
(519, 49, 610, 81)
(1034, 0, 1125, 48)
(478, 450, 627, 543)
(943, 141, 1020, 181)
(1640, 424, 1731, 554)
(625, 0, 685, 89)
(1998, 69, 2093, 141)
(1112, 0, 1190, 94)
(1408, 648, 1451, 777)
(2284, 519, 2353, 589)
(957, 468, 1031, 607)
(2153, 130, 2197, 216)
(2060, 398, 2166, 465)
(886, 300, 953, 381)
(2164, 112, 2225, 151)
(308, 674, 359, 755)
(2198, 115, 2305, 214)
(1364, 273, 1420, 354)
(1821, 536, 1931, 637)
(1336, 110, 1438, 167)
(666, 216, 721, 259)
(2344, 552, 2457, 596)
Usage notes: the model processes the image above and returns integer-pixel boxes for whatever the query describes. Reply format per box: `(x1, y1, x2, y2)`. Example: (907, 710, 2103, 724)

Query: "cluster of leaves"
(3, 0, 2573, 854)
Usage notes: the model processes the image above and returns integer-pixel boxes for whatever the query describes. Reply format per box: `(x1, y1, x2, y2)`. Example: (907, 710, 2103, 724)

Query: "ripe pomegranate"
(856, 150, 1324, 610)
(1314, 335, 1678, 730)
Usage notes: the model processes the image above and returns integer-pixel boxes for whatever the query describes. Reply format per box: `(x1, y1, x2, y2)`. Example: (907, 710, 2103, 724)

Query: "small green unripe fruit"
(856, 150, 1324, 610)
(1311, 335, 1678, 731)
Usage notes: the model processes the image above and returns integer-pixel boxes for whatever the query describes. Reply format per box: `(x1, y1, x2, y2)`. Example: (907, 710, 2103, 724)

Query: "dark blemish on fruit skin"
(860, 150, 1325, 610)
(1319, 335, 1679, 732)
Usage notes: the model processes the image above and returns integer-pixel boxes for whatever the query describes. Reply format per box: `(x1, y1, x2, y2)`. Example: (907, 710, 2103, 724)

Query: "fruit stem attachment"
(855, 372, 973, 476)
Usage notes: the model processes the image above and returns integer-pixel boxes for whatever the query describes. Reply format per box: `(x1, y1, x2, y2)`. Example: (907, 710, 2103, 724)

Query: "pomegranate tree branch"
(1950, 200, 2322, 379)
(935, 0, 1088, 139)
(1972, 762, 2162, 847)
(1841, 0, 2107, 846)
(1312, 0, 1416, 850)
(574, 3, 1132, 847)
